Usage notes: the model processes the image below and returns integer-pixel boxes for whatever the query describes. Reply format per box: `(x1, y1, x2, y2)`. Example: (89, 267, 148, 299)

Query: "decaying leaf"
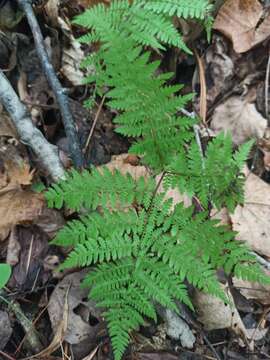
(48, 270, 103, 359)
(213, 0, 270, 53)
(193, 284, 259, 343)
(211, 96, 267, 146)
(231, 171, 270, 257)
(104, 153, 150, 180)
(58, 17, 86, 86)
(0, 189, 44, 241)
(233, 271, 270, 305)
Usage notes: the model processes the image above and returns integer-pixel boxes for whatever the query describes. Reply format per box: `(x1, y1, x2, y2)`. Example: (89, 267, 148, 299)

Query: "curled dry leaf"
(58, 17, 86, 86)
(193, 285, 253, 341)
(78, 0, 111, 7)
(211, 96, 267, 146)
(258, 127, 270, 171)
(0, 189, 44, 241)
(233, 270, 270, 305)
(44, 0, 60, 27)
(6, 227, 21, 266)
(231, 171, 270, 257)
(213, 0, 270, 53)
(48, 270, 103, 359)
(104, 153, 151, 180)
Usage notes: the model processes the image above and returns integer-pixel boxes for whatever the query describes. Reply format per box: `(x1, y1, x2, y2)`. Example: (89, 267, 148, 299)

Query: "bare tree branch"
(0, 69, 65, 181)
(18, 0, 84, 168)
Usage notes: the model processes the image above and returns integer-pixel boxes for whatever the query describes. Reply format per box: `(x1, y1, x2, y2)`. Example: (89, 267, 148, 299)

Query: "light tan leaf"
(104, 153, 151, 180)
(233, 270, 270, 305)
(5, 161, 34, 186)
(213, 0, 270, 53)
(211, 96, 267, 146)
(61, 42, 85, 86)
(0, 189, 44, 241)
(44, 0, 60, 26)
(193, 284, 249, 338)
(0, 111, 18, 139)
(78, 0, 111, 7)
(48, 271, 102, 359)
(231, 172, 270, 257)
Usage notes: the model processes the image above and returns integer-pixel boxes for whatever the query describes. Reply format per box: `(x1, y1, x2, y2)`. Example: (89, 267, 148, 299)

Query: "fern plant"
(0, 264, 11, 289)
(46, 1, 270, 359)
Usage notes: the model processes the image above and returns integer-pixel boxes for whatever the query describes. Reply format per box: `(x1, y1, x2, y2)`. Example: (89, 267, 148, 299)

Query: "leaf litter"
(1, 0, 270, 359)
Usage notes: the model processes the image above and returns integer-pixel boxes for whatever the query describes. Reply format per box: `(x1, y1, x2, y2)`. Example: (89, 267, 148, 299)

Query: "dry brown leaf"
(211, 96, 267, 146)
(48, 271, 103, 359)
(258, 128, 270, 171)
(78, 0, 111, 7)
(23, 284, 69, 360)
(5, 161, 34, 186)
(193, 285, 253, 342)
(6, 227, 21, 266)
(231, 171, 270, 257)
(233, 270, 270, 305)
(213, 0, 270, 53)
(58, 17, 87, 86)
(61, 41, 85, 86)
(44, 0, 60, 26)
(104, 153, 151, 180)
(0, 111, 18, 139)
(0, 189, 44, 241)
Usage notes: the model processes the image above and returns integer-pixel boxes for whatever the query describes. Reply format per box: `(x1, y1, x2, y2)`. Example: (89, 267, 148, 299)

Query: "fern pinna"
(46, 1, 270, 359)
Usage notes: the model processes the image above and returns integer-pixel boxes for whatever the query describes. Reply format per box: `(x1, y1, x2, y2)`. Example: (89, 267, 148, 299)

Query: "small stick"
(0, 291, 43, 354)
(265, 49, 270, 124)
(83, 96, 105, 154)
(18, 0, 84, 169)
(0, 69, 65, 181)
(0, 351, 16, 360)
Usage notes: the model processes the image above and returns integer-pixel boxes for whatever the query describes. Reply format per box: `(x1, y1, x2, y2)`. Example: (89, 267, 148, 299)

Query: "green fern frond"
(234, 263, 270, 284)
(106, 306, 144, 360)
(45, 167, 154, 211)
(45, 1, 270, 359)
(52, 209, 138, 247)
(137, 0, 212, 19)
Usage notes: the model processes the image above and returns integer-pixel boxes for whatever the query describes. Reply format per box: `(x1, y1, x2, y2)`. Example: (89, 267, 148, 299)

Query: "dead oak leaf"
(211, 96, 267, 146)
(0, 189, 44, 241)
(213, 0, 270, 53)
(231, 171, 270, 257)
(5, 160, 34, 186)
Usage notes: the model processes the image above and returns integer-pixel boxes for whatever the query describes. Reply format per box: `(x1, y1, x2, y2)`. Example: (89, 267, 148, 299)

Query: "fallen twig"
(83, 96, 106, 154)
(0, 290, 43, 355)
(0, 70, 65, 181)
(265, 48, 270, 124)
(18, 0, 84, 168)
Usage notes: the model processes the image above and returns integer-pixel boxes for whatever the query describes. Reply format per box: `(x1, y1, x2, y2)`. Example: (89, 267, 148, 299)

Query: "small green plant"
(46, 1, 270, 359)
(0, 263, 11, 289)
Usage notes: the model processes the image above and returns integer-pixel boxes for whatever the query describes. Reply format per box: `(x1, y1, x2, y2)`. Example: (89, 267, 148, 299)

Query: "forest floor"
(1, 0, 270, 359)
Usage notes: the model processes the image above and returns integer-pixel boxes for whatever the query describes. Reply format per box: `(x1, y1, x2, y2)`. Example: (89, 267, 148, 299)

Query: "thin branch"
(18, 0, 84, 168)
(83, 96, 105, 154)
(0, 70, 65, 181)
(0, 290, 43, 355)
(265, 49, 270, 124)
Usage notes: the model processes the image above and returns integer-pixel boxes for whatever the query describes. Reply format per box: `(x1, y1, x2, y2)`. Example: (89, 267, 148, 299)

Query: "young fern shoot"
(46, 1, 270, 359)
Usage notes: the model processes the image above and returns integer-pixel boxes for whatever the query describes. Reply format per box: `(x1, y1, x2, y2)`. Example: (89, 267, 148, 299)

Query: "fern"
(46, 1, 270, 359)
